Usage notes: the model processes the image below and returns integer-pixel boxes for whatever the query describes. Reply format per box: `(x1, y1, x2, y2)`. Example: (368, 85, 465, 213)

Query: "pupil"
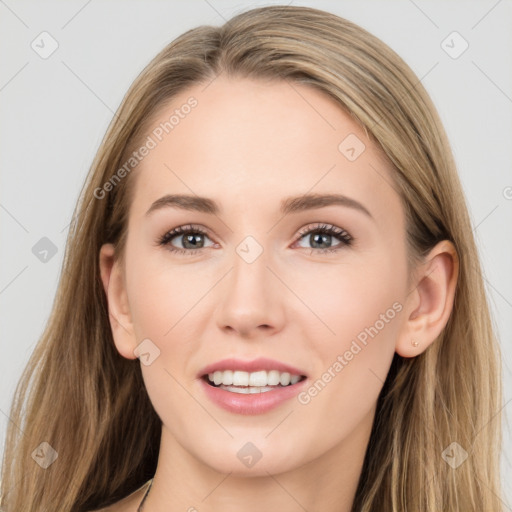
(311, 233, 330, 249)
(184, 233, 203, 249)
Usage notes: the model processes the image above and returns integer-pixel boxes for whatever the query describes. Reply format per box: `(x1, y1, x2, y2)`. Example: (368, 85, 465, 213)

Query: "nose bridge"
(229, 235, 271, 309)
(215, 233, 283, 335)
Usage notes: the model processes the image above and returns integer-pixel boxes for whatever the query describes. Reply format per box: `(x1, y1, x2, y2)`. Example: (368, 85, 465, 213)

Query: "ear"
(396, 240, 459, 358)
(99, 243, 138, 360)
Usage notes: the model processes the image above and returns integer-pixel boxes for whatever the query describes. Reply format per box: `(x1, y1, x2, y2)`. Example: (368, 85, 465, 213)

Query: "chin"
(207, 454, 301, 477)
(185, 434, 306, 477)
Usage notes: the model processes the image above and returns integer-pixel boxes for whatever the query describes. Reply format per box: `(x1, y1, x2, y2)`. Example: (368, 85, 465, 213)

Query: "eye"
(157, 222, 353, 256)
(157, 224, 215, 256)
(293, 223, 353, 254)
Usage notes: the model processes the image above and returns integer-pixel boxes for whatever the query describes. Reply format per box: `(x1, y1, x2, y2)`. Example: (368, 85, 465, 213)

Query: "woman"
(0, 5, 504, 511)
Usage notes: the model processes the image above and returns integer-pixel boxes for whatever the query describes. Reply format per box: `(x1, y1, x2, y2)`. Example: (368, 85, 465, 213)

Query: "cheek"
(123, 242, 207, 394)
(297, 253, 405, 350)
(125, 241, 201, 339)
(294, 253, 405, 424)
(124, 248, 206, 428)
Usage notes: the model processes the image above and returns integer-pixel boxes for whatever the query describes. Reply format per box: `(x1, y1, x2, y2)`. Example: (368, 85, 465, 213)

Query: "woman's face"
(108, 76, 412, 476)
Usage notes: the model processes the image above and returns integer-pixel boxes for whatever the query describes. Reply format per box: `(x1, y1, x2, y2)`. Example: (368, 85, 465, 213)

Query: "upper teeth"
(208, 370, 302, 387)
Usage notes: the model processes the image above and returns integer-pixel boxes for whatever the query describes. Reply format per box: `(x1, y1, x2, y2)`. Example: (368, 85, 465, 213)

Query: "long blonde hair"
(1, 5, 504, 511)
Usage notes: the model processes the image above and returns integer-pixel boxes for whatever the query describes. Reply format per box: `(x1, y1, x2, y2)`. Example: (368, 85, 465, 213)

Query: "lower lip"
(199, 376, 308, 415)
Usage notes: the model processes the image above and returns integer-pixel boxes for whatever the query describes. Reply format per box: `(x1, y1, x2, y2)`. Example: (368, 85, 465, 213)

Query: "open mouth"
(202, 371, 307, 394)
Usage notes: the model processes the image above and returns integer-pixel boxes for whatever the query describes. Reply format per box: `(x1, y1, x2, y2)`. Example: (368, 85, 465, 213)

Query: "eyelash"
(157, 223, 353, 256)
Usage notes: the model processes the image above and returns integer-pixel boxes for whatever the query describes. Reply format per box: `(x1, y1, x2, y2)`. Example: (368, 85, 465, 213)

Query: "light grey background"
(1, 0, 511, 505)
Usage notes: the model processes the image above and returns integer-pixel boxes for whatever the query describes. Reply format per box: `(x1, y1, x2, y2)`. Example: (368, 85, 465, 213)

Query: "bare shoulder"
(87, 482, 149, 512)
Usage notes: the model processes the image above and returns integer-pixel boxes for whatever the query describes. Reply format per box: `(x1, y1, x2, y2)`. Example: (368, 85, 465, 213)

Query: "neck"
(143, 409, 374, 512)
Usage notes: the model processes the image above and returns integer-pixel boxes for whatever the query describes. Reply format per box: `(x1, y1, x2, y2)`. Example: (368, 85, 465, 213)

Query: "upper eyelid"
(297, 223, 351, 238)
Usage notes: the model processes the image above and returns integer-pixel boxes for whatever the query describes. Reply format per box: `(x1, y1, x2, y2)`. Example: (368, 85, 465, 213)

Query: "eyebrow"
(145, 193, 373, 219)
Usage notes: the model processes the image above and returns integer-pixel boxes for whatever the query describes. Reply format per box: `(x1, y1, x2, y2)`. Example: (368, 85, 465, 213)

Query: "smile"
(204, 370, 306, 394)
(200, 371, 308, 414)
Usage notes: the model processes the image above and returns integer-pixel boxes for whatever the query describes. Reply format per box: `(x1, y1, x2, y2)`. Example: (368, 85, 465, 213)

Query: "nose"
(215, 244, 285, 339)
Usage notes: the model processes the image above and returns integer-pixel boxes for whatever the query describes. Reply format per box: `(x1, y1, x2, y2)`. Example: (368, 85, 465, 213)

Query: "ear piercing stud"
(411, 339, 419, 347)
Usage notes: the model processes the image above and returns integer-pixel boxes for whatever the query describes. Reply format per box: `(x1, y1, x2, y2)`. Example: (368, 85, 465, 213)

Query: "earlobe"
(396, 240, 459, 358)
(99, 243, 138, 360)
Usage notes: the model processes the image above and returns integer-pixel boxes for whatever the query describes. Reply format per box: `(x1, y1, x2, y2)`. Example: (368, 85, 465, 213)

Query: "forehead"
(128, 76, 401, 223)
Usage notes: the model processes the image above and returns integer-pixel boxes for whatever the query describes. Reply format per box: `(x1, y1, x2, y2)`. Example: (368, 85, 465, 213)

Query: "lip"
(197, 357, 308, 378)
(199, 374, 309, 415)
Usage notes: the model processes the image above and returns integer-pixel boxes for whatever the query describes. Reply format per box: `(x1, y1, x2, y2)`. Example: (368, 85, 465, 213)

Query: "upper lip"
(198, 357, 308, 378)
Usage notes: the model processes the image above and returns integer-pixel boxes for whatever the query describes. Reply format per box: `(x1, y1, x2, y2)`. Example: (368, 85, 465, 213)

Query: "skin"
(98, 76, 458, 512)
